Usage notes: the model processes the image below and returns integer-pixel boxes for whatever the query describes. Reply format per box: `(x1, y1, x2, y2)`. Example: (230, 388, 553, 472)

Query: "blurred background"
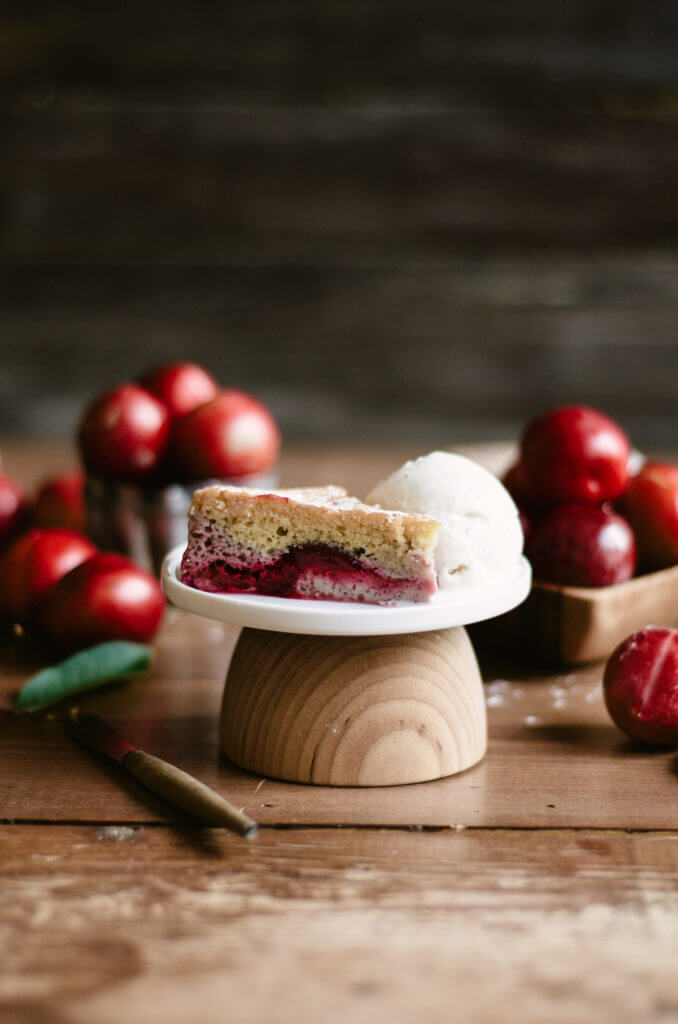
(2, 1, 678, 448)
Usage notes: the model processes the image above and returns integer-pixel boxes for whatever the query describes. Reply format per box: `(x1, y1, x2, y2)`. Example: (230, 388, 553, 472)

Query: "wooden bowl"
(479, 564, 678, 665)
(220, 626, 487, 786)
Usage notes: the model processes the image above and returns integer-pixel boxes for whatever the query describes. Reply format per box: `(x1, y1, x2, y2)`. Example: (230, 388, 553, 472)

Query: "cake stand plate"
(161, 547, 531, 787)
(162, 546, 531, 637)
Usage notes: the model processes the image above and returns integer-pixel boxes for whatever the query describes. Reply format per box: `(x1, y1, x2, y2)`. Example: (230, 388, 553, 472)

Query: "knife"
(65, 713, 258, 839)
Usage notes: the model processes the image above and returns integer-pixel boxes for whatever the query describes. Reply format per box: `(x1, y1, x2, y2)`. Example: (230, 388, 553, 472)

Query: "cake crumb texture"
(180, 484, 440, 602)
(186, 485, 439, 573)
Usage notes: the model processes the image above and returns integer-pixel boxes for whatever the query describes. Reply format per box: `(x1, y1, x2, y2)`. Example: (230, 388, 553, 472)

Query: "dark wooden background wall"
(2, 2, 678, 448)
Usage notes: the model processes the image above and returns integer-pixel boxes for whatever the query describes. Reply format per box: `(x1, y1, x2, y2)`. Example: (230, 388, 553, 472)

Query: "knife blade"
(65, 713, 258, 839)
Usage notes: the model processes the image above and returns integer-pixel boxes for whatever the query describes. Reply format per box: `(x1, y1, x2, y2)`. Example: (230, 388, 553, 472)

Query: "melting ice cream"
(366, 451, 524, 589)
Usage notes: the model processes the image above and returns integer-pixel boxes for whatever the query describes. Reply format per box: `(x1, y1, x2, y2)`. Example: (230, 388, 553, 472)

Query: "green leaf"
(15, 642, 153, 713)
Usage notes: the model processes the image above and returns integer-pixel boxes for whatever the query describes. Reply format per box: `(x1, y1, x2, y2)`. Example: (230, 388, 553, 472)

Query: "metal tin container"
(85, 471, 278, 575)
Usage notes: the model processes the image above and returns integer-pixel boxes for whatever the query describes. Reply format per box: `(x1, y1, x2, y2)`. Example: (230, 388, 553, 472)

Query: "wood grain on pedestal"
(221, 626, 486, 786)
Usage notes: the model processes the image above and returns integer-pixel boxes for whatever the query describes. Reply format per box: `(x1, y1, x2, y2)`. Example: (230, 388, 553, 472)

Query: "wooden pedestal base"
(220, 626, 487, 786)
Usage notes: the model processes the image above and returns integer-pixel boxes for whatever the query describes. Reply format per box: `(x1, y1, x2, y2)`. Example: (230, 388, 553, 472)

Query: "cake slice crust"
(181, 484, 440, 604)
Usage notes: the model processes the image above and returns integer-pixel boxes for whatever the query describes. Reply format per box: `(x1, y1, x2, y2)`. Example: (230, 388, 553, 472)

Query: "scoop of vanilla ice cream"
(366, 451, 524, 589)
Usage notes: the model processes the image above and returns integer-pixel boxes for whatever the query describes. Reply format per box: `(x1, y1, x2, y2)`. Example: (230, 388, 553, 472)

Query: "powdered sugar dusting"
(485, 671, 603, 726)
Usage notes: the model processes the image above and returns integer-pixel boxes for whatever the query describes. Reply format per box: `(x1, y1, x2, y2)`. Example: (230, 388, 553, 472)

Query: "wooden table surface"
(2, 442, 678, 1024)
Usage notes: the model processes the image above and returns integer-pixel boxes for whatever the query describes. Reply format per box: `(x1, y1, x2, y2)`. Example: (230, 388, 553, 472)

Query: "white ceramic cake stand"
(162, 546, 531, 787)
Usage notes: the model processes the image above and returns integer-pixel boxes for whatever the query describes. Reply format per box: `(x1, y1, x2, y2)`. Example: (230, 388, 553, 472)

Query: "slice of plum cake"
(180, 485, 440, 604)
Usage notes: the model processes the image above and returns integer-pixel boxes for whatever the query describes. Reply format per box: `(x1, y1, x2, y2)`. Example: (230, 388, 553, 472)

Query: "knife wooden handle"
(123, 749, 258, 838)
